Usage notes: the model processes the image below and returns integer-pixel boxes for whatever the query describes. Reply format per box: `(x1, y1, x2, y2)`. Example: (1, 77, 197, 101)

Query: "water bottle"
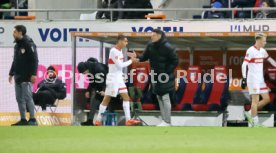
(102, 113, 106, 126)
(114, 113, 117, 126)
(111, 114, 115, 126)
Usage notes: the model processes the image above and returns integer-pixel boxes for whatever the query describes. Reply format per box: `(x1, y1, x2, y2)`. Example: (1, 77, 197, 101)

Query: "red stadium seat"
(207, 66, 228, 110)
(176, 66, 202, 110)
(193, 66, 229, 111)
(142, 103, 157, 110)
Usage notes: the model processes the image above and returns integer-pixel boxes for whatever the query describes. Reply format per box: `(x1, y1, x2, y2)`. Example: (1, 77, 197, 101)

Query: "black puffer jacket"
(85, 62, 108, 92)
(37, 78, 66, 100)
(138, 32, 178, 96)
(9, 35, 38, 83)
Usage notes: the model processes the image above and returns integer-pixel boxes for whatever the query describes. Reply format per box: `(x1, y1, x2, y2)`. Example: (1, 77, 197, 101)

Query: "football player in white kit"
(241, 33, 276, 127)
(95, 35, 141, 126)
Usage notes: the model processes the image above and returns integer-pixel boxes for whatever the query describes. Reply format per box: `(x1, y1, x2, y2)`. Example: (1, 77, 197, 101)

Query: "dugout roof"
(71, 32, 276, 49)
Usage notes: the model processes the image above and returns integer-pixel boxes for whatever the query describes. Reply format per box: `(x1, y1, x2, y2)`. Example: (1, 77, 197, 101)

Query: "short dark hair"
(152, 29, 163, 35)
(77, 62, 87, 73)
(14, 25, 27, 35)
(117, 35, 127, 42)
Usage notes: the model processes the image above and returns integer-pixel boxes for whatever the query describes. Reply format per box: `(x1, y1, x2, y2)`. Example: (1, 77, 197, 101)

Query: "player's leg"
(120, 91, 141, 126)
(251, 94, 260, 126)
(95, 81, 119, 125)
(251, 94, 259, 117)
(95, 95, 112, 125)
(120, 92, 131, 121)
(245, 83, 257, 126)
(258, 93, 270, 110)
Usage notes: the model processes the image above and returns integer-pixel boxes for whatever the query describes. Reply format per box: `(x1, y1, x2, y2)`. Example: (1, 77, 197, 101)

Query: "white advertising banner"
(0, 47, 100, 113)
(0, 20, 275, 47)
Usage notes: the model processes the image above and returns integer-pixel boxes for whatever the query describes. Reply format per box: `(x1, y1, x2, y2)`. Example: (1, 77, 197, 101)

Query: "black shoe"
(11, 119, 28, 126)
(28, 118, 38, 126)
(81, 119, 94, 126)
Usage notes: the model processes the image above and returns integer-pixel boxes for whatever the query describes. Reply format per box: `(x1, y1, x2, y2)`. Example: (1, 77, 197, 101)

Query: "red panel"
(180, 66, 201, 105)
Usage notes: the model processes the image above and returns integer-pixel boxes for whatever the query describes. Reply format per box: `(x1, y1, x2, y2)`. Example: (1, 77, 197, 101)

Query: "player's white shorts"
(247, 82, 269, 95)
(105, 74, 128, 97)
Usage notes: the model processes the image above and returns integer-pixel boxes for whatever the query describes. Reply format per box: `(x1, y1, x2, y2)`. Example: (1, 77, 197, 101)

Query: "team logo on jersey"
(21, 48, 25, 54)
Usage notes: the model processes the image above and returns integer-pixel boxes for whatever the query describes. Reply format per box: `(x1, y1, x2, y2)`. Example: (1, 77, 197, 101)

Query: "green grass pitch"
(1, 126, 276, 153)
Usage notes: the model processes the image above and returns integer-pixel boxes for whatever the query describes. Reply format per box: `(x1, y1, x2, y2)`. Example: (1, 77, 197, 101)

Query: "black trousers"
(33, 90, 56, 110)
(87, 89, 102, 120)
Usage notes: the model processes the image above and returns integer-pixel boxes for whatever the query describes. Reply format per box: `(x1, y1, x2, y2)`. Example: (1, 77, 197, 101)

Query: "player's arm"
(241, 61, 248, 79)
(241, 60, 248, 89)
(263, 50, 276, 67)
(266, 53, 276, 68)
(241, 50, 251, 89)
(111, 51, 132, 68)
(267, 57, 276, 67)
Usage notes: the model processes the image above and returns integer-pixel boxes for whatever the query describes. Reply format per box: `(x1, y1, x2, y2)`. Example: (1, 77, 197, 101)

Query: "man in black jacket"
(77, 58, 108, 126)
(9, 25, 39, 126)
(128, 29, 178, 126)
(33, 66, 66, 111)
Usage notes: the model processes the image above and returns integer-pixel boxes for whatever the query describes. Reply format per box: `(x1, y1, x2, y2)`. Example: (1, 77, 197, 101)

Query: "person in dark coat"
(9, 25, 38, 126)
(128, 29, 178, 126)
(33, 66, 66, 111)
(77, 58, 108, 126)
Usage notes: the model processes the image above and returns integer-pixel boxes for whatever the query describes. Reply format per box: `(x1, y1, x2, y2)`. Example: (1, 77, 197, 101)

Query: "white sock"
(123, 101, 131, 121)
(253, 116, 259, 125)
(96, 104, 107, 121)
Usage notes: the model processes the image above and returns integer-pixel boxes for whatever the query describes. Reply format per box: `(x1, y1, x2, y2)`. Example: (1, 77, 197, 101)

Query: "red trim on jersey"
(248, 57, 265, 63)
(108, 58, 115, 64)
(119, 87, 127, 90)
(244, 59, 250, 62)
(260, 87, 268, 90)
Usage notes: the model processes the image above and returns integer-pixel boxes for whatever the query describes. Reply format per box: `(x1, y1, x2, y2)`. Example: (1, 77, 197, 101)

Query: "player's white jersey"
(107, 47, 132, 75)
(105, 47, 132, 97)
(244, 46, 269, 84)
